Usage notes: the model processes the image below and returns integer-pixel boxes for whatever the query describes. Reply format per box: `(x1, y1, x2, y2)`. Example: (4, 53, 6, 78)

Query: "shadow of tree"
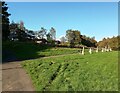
(2, 41, 53, 63)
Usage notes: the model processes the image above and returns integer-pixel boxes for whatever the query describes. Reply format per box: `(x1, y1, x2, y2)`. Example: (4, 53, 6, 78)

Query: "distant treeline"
(97, 36, 120, 50)
(64, 29, 97, 48)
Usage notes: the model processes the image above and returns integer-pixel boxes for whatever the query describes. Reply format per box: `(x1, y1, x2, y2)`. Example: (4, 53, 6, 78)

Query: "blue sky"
(7, 2, 118, 41)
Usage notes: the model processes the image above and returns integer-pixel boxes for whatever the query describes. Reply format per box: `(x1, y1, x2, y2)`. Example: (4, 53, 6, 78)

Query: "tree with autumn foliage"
(97, 36, 120, 50)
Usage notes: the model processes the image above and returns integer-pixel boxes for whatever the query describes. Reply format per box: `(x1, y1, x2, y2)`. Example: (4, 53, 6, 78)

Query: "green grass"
(3, 41, 80, 60)
(3, 41, 118, 91)
(22, 51, 118, 91)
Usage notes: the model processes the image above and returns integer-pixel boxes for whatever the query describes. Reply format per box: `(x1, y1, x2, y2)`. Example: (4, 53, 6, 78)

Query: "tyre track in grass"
(43, 62, 74, 91)
(61, 63, 74, 91)
(43, 64, 62, 91)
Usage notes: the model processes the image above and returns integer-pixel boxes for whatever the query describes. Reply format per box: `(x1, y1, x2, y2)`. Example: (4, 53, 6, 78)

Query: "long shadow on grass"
(2, 41, 53, 64)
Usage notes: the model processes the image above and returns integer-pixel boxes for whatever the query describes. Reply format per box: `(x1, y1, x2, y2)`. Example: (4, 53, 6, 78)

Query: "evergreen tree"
(1, 1, 11, 40)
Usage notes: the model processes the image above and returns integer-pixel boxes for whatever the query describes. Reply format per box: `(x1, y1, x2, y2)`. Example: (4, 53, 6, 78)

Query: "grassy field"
(22, 51, 118, 91)
(3, 41, 80, 60)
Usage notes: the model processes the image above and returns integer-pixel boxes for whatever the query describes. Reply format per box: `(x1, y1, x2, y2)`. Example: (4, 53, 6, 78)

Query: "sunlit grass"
(22, 51, 118, 91)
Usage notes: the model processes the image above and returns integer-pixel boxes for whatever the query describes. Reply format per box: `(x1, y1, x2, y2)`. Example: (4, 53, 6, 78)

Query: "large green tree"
(66, 29, 81, 47)
(1, 1, 11, 40)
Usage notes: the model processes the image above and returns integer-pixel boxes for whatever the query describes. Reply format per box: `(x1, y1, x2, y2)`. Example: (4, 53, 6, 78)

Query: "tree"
(19, 21, 25, 31)
(9, 21, 18, 40)
(9, 21, 18, 32)
(81, 35, 97, 47)
(46, 32, 52, 41)
(66, 29, 81, 47)
(1, 1, 11, 40)
(38, 27, 47, 39)
(74, 30, 81, 44)
(17, 29, 27, 41)
(28, 30, 35, 35)
(92, 36, 95, 40)
(97, 36, 119, 50)
(50, 27, 56, 40)
(9, 21, 27, 41)
(60, 36, 66, 43)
